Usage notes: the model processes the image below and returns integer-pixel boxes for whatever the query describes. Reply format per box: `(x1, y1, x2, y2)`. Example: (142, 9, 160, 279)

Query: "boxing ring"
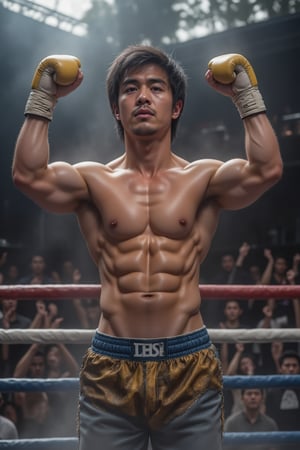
(0, 284, 300, 449)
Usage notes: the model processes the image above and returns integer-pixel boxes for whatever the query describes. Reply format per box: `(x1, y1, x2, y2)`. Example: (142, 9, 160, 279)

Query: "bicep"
(207, 158, 266, 210)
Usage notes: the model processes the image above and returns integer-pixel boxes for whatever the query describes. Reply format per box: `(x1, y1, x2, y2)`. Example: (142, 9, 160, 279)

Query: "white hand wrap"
(25, 89, 57, 121)
(232, 86, 266, 119)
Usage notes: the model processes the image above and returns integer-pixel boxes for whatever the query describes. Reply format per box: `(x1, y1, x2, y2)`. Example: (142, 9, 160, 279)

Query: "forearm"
(220, 343, 229, 372)
(12, 117, 50, 181)
(57, 344, 79, 375)
(30, 312, 45, 329)
(13, 344, 40, 377)
(260, 261, 274, 285)
(244, 114, 282, 181)
(226, 351, 241, 375)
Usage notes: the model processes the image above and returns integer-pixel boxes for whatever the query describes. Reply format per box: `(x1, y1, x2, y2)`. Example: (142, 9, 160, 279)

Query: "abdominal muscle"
(96, 232, 205, 339)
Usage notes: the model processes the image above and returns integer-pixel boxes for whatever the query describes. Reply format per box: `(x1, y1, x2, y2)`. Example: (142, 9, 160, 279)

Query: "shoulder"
(224, 411, 244, 429)
(0, 416, 18, 439)
(184, 158, 223, 173)
(261, 413, 278, 430)
(15, 314, 32, 328)
(74, 161, 109, 174)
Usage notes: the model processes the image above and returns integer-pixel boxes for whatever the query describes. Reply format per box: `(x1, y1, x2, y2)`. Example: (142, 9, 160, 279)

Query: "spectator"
(0, 414, 19, 439)
(254, 268, 300, 372)
(260, 252, 293, 324)
(224, 388, 278, 450)
(265, 350, 300, 450)
(0, 298, 32, 376)
(19, 392, 51, 439)
(17, 253, 54, 319)
(204, 242, 252, 326)
(212, 242, 252, 285)
(3, 263, 20, 285)
(44, 343, 79, 437)
(0, 400, 23, 436)
(225, 350, 259, 416)
(13, 343, 46, 379)
(218, 300, 250, 374)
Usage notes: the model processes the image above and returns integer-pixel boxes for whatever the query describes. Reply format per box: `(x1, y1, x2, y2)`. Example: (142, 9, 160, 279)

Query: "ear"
(172, 100, 183, 119)
(113, 104, 120, 120)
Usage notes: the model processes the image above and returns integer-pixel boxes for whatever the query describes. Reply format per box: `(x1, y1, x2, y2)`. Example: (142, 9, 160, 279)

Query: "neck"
(226, 319, 240, 328)
(124, 134, 173, 176)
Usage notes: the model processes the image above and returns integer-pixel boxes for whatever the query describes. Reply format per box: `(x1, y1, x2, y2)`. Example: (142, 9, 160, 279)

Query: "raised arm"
(205, 54, 283, 209)
(12, 55, 88, 213)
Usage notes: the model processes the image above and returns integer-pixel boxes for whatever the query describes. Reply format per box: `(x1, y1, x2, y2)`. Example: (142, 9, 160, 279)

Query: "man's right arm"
(12, 55, 87, 213)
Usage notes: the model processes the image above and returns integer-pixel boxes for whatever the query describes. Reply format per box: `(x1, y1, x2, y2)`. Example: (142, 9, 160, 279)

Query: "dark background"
(1, 5, 300, 279)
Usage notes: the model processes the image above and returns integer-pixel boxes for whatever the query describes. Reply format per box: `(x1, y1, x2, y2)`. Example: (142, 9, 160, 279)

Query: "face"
(274, 257, 287, 275)
(249, 265, 260, 281)
(221, 255, 235, 272)
(242, 389, 263, 410)
(31, 256, 45, 275)
(115, 64, 182, 140)
(2, 298, 17, 312)
(29, 355, 46, 378)
(280, 357, 300, 374)
(224, 301, 241, 320)
(46, 346, 62, 369)
(240, 357, 255, 374)
(8, 265, 19, 280)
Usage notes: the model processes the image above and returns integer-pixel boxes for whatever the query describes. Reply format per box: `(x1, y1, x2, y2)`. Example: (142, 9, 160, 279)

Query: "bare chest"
(90, 173, 203, 240)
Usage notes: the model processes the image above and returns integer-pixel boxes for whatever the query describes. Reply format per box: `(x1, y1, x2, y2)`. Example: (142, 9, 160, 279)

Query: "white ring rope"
(0, 328, 299, 344)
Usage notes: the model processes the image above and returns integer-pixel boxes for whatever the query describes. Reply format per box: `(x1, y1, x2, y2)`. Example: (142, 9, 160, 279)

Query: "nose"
(136, 88, 150, 105)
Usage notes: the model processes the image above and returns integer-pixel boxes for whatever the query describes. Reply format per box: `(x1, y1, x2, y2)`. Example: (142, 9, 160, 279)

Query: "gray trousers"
(79, 388, 223, 450)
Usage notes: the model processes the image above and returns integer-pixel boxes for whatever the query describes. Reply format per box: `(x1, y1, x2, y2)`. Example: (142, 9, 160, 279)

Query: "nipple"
(110, 220, 118, 228)
(179, 218, 187, 226)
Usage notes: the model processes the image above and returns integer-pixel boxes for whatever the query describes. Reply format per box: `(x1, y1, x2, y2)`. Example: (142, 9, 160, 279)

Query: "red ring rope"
(0, 284, 299, 299)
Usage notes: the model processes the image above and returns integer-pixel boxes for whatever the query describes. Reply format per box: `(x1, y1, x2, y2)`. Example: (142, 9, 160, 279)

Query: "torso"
(75, 154, 221, 337)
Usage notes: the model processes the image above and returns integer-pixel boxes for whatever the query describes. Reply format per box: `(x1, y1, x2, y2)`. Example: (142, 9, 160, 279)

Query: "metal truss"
(0, 0, 87, 36)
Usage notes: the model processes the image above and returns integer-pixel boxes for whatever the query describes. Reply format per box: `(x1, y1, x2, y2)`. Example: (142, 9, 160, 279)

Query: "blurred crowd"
(0, 243, 299, 448)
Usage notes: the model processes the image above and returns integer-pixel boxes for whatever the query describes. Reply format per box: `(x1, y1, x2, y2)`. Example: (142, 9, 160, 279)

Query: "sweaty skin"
(12, 64, 282, 338)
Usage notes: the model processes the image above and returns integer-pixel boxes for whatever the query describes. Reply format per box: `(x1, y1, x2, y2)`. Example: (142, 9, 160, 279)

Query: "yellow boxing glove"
(25, 55, 81, 121)
(208, 53, 266, 119)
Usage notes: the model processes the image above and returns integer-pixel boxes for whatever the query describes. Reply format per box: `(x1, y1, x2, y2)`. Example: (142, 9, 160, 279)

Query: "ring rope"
(0, 438, 77, 450)
(1, 284, 299, 449)
(1, 375, 300, 392)
(1, 284, 300, 299)
(1, 432, 300, 449)
(0, 328, 299, 344)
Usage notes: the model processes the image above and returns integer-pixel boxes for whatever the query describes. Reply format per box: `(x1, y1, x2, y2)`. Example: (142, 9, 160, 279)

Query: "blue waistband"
(91, 327, 211, 361)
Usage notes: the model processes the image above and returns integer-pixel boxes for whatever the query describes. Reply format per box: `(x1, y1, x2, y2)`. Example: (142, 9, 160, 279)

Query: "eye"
(151, 85, 163, 92)
(124, 85, 137, 94)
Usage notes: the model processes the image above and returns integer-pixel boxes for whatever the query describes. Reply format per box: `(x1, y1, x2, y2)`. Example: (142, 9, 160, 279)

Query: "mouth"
(134, 107, 154, 118)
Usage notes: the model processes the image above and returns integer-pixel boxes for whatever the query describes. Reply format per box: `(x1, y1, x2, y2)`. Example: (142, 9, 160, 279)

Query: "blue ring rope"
(1, 433, 300, 448)
(1, 375, 300, 392)
(0, 377, 300, 448)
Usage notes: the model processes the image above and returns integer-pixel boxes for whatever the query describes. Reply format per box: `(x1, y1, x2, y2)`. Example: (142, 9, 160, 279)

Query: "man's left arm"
(205, 54, 283, 209)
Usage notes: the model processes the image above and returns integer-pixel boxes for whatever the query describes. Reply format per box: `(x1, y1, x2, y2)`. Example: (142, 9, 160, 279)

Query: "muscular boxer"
(12, 46, 282, 450)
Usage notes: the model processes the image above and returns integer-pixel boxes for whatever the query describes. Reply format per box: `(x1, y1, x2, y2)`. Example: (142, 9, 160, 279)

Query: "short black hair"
(241, 388, 264, 396)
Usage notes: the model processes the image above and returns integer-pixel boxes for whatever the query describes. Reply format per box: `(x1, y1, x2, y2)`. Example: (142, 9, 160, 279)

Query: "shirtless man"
(12, 46, 282, 449)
